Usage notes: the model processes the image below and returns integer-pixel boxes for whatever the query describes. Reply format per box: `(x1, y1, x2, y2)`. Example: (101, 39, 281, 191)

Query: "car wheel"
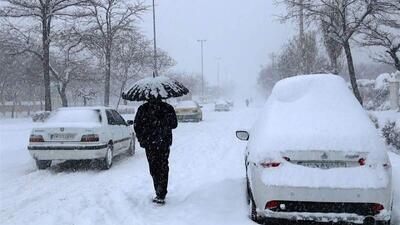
(35, 160, 51, 170)
(128, 137, 135, 156)
(102, 144, 113, 170)
(250, 198, 263, 224)
(246, 176, 251, 205)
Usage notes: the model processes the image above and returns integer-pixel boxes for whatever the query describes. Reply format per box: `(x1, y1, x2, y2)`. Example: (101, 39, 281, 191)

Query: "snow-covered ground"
(0, 105, 399, 225)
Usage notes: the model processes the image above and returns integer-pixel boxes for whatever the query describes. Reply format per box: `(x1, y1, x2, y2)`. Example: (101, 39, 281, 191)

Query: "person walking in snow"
(134, 98, 177, 204)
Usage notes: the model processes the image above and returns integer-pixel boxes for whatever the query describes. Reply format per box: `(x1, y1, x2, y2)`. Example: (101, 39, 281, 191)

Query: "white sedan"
(214, 100, 230, 112)
(28, 107, 135, 170)
(236, 75, 392, 225)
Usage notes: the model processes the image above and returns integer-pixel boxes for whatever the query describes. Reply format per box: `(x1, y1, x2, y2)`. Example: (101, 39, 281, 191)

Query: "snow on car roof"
(248, 74, 387, 162)
(57, 106, 110, 111)
(43, 108, 102, 126)
(215, 100, 228, 105)
(176, 100, 198, 109)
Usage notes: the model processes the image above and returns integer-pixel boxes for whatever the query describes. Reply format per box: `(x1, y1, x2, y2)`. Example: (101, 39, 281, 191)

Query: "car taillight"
(358, 158, 366, 166)
(260, 162, 281, 168)
(81, 134, 99, 142)
(383, 163, 390, 169)
(371, 203, 384, 213)
(283, 157, 291, 162)
(29, 135, 44, 142)
(265, 201, 279, 209)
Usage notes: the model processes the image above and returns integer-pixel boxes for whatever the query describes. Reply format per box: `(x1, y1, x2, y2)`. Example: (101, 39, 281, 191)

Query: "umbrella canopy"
(122, 76, 189, 101)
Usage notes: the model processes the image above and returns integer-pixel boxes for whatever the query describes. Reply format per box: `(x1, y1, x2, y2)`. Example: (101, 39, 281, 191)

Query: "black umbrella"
(122, 76, 189, 101)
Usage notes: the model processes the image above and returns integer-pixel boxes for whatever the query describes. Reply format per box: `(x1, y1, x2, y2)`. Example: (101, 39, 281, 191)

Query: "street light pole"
(197, 39, 206, 96)
(217, 57, 221, 88)
(152, 0, 158, 77)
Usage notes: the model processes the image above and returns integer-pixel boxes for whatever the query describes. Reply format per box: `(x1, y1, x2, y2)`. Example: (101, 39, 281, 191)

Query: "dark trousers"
(145, 146, 170, 199)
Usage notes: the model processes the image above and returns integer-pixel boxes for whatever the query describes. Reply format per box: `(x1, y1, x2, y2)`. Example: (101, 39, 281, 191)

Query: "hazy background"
(139, 0, 295, 98)
(139, 0, 372, 98)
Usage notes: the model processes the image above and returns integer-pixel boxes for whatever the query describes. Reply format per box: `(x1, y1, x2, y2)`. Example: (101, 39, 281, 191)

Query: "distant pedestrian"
(245, 99, 250, 107)
(134, 98, 177, 204)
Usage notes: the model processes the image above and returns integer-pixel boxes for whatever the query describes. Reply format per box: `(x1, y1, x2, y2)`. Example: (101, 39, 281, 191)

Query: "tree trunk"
(83, 97, 87, 106)
(332, 56, 339, 75)
(42, 15, 52, 111)
(116, 80, 126, 109)
(104, 46, 112, 106)
(388, 48, 400, 71)
(11, 92, 17, 118)
(343, 40, 363, 105)
(57, 83, 68, 107)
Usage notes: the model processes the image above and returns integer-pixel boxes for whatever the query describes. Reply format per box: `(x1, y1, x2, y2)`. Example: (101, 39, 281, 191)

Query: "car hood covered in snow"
(247, 74, 389, 164)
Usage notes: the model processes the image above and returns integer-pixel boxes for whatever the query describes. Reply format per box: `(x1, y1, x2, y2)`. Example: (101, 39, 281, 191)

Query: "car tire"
(35, 160, 51, 170)
(128, 137, 135, 156)
(102, 144, 113, 170)
(250, 197, 264, 224)
(246, 176, 251, 205)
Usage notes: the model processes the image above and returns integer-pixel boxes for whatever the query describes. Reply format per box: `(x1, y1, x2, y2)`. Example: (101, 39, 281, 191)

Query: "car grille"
(269, 201, 380, 216)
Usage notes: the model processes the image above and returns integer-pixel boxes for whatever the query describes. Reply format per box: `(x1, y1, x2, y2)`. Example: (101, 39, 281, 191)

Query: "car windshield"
(216, 100, 227, 105)
(176, 101, 197, 108)
(46, 109, 101, 124)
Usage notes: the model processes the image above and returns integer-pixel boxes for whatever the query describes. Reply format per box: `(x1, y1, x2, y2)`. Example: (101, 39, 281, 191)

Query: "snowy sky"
(139, 0, 294, 97)
(139, 0, 372, 97)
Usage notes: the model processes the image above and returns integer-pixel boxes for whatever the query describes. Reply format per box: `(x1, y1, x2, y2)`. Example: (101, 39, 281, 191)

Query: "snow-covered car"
(28, 107, 135, 170)
(236, 75, 393, 225)
(174, 100, 203, 122)
(214, 100, 230, 112)
(226, 100, 234, 107)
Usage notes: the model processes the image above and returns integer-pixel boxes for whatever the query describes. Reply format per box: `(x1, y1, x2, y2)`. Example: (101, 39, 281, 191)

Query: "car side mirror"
(127, 120, 134, 126)
(236, 130, 249, 141)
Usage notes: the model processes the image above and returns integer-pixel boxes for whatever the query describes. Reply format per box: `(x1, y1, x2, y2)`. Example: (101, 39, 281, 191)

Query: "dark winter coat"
(134, 100, 178, 149)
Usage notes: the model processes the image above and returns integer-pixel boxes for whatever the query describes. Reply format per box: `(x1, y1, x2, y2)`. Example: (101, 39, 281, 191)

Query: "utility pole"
(197, 39, 206, 96)
(217, 57, 221, 88)
(152, 0, 158, 77)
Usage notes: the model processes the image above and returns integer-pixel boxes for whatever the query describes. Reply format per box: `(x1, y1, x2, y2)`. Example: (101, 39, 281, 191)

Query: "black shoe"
(152, 196, 165, 205)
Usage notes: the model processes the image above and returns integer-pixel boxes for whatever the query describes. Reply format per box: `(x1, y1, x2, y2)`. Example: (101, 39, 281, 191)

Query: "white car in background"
(28, 107, 135, 170)
(236, 75, 392, 225)
(214, 100, 230, 112)
(174, 100, 203, 122)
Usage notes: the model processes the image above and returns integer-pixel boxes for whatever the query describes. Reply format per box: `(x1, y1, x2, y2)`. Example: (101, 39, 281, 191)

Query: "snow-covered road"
(0, 105, 259, 225)
(0, 105, 399, 225)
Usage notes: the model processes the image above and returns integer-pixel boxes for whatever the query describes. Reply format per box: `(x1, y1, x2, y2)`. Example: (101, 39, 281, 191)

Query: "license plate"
(297, 162, 347, 169)
(50, 133, 75, 140)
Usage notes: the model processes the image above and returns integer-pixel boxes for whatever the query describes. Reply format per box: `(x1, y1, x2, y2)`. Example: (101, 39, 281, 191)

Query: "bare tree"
(277, 32, 327, 78)
(0, 21, 90, 107)
(0, 0, 87, 111)
(76, 0, 147, 106)
(50, 33, 90, 107)
(320, 6, 342, 74)
(112, 31, 150, 108)
(279, 0, 397, 105)
(360, 9, 400, 71)
(112, 31, 176, 108)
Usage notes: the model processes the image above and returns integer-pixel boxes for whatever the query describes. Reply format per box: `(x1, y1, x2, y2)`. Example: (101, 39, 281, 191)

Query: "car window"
(106, 110, 116, 125)
(111, 110, 127, 126)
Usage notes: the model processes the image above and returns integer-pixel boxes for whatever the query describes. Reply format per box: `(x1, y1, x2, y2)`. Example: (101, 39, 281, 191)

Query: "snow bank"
(248, 74, 388, 163)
